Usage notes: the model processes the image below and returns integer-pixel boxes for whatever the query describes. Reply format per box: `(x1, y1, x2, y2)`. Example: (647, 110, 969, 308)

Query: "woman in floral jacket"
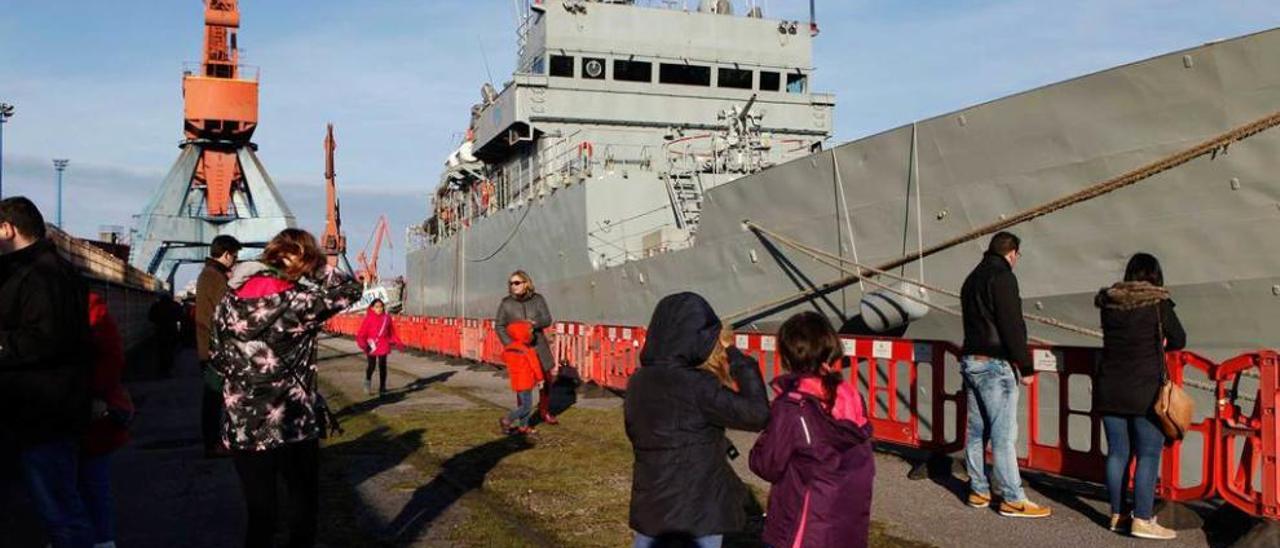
(211, 228, 360, 548)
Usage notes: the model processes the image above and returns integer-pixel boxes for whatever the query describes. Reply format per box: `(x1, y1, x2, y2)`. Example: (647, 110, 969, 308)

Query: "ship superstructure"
(414, 0, 832, 308)
(409, 0, 1280, 357)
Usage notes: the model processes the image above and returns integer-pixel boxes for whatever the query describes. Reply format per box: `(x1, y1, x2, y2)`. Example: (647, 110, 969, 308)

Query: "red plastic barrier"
(1159, 351, 1218, 503)
(736, 333, 966, 454)
(1215, 351, 1280, 519)
(553, 322, 593, 378)
(594, 325, 645, 390)
(322, 313, 1280, 521)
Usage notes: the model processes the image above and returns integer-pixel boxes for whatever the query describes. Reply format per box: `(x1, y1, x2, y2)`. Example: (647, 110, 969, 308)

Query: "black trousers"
(231, 439, 319, 548)
(365, 355, 388, 391)
(201, 361, 226, 453)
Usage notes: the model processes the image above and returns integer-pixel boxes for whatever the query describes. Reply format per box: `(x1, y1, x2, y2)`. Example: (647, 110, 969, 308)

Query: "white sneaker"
(363, 379, 372, 395)
(1131, 517, 1177, 540)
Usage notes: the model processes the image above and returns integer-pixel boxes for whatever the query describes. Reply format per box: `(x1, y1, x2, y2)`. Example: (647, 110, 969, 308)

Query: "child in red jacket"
(501, 320, 544, 435)
(82, 291, 135, 547)
(356, 299, 405, 396)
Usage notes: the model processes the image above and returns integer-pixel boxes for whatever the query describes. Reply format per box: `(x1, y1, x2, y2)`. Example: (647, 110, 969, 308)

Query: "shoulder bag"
(1152, 303, 1193, 440)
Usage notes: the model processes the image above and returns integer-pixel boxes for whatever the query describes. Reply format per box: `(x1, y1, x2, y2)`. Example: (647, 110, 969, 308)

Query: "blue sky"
(1, 0, 1276, 284)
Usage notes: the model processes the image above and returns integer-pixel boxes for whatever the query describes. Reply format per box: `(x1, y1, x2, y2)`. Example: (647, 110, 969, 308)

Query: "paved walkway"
(2, 339, 1247, 547)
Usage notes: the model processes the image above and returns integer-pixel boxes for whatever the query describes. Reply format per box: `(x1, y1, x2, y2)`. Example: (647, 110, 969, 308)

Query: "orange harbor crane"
(320, 123, 352, 272)
(356, 215, 391, 285)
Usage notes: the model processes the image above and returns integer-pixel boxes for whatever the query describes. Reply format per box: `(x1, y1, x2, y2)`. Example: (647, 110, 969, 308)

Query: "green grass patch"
(319, 372, 932, 547)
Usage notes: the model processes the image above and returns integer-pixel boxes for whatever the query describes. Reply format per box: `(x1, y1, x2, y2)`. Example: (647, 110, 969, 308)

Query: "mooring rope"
(726, 109, 1280, 326)
(743, 220, 1102, 340)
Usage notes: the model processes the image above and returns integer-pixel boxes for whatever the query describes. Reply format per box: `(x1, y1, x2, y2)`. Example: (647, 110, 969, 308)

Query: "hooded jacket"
(495, 292, 555, 373)
(502, 321, 544, 392)
(750, 375, 875, 548)
(961, 252, 1032, 375)
(211, 261, 361, 451)
(356, 309, 403, 357)
(624, 292, 770, 538)
(1093, 281, 1186, 416)
(0, 238, 92, 446)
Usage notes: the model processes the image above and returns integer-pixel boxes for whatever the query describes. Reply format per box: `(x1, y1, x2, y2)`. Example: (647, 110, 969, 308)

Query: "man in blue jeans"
(958, 232, 1051, 519)
(0, 197, 95, 546)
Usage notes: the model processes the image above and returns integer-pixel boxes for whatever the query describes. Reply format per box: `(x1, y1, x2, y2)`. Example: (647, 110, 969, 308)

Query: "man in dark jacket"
(195, 234, 240, 457)
(958, 232, 1050, 518)
(624, 292, 770, 546)
(0, 197, 95, 546)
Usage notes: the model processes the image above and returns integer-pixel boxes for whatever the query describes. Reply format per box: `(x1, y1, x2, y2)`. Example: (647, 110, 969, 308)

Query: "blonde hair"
(701, 324, 736, 390)
(508, 270, 535, 296)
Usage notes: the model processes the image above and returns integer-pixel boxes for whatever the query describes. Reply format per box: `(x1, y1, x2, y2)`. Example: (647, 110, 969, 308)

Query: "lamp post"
(0, 103, 14, 199)
(53, 159, 69, 227)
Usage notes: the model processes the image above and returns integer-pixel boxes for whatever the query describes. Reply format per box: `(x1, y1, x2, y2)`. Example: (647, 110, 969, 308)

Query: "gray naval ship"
(406, 0, 1280, 358)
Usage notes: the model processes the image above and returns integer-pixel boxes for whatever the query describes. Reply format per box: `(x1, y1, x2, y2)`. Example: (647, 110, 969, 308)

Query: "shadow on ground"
(382, 435, 534, 543)
(333, 372, 456, 420)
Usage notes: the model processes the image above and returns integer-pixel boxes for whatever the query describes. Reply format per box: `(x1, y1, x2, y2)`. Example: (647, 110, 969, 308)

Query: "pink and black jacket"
(211, 261, 360, 451)
(749, 374, 875, 548)
(356, 309, 403, 357)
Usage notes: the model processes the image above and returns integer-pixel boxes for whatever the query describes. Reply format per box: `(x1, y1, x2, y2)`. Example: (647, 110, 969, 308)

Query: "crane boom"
(320, 123, 348, 268)
(356, 215, 391, 284)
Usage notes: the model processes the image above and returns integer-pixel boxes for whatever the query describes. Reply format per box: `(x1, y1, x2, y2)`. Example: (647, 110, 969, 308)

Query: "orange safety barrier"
(1215, 350, 1280, 520)
(1159, 351, 1219, 503)
(553, 322, 593, 377)
(737, 334, 966, 453)
(324, 313, 1280, 522)
(594, 325, 645, 390)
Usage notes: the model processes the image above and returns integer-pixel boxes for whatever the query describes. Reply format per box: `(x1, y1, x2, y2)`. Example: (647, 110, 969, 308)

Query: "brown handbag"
(1151, 304, 1193, 440)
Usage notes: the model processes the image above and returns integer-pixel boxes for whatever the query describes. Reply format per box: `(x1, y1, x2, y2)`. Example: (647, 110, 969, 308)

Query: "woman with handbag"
(1093, 253, 1186, 540)
(211, 229, 361, 548)
(356, 298, 405, 396)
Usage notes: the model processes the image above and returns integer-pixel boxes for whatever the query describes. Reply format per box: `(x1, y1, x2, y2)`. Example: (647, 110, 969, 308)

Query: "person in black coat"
(624, 292, 769, 547)
(1094, 253, 1185, 540)
(0, 197, 95, 547)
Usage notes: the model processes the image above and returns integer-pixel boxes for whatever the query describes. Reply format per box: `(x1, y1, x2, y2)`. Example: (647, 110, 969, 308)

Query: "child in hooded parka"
(501, 320, 544, 434)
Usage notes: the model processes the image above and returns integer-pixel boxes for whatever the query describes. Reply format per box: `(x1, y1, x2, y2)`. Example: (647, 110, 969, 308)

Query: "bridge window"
(613, 59, 653, 82)
(530, 56, 546, 75)
(583, 57, 607, 80)
(550, 55, 575, 78)
(659, 63, 711, 86)
(786, 72, 808, 94)
(718, 67, 753, 89)
(759, 70, 780, 91)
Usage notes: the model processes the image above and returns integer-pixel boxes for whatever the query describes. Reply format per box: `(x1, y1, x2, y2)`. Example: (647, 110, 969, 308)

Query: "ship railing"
(181, 62, 261, 82)
(324, 313, 1280, 526)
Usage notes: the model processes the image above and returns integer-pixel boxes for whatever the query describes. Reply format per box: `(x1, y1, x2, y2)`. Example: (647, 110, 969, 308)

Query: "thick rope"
(727, 109, 1280, 326)
(744, 221, 1090, 341)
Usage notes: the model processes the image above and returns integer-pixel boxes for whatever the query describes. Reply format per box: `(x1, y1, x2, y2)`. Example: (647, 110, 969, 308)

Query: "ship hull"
(408, 28, 1280, 357)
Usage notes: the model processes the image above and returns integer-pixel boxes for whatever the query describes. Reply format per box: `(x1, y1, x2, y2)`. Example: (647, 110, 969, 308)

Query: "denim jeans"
(78, 453, 115, 544)
(961, 355, 1026, 503)
(633, 532, 723, 548)
(19, 438, 94, 548)
(506, 389, 535, 427)
(1103, 414, 1165, 519)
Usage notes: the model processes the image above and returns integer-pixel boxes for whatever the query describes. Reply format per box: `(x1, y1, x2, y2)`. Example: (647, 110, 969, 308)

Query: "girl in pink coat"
(355, 299, 404, 395)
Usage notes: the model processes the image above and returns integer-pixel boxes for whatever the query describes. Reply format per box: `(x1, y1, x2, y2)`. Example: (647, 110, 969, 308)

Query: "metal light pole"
(0, 103, 14, 199)
(53, 159, 69, 227)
